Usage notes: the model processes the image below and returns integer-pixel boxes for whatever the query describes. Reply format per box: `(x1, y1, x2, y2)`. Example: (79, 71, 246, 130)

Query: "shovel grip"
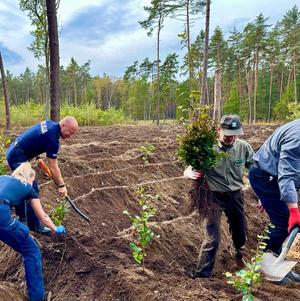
(275, 226, 299, 263)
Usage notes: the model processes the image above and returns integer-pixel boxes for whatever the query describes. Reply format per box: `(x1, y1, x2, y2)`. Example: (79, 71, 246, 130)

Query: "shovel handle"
(275, 226, 299, 263)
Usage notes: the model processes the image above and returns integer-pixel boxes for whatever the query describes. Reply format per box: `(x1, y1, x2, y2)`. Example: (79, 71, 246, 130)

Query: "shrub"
(177, 105, 224, 170)
(50, 198, 70, 226)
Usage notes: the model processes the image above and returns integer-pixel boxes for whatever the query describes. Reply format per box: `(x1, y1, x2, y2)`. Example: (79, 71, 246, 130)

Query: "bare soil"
(1, 124, 300, 301)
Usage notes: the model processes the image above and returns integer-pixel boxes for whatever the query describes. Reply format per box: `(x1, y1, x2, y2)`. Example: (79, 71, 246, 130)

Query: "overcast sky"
(0, 0, 298, 78)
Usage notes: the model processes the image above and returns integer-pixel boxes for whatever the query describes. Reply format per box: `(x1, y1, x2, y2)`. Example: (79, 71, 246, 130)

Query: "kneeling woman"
(0, 162, 65, 301)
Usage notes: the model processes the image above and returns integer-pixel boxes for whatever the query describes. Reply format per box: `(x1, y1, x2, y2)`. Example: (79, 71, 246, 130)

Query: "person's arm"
(29, 198, 57, 232)
(47, 157, 67, 196)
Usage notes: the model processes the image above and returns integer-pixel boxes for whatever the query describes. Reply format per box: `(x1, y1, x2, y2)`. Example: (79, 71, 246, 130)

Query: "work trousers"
(249, 164, 289, 254)
(195, 190, 247, 277)
(6, 143, 40, 231)
(0, 205, 44, 301)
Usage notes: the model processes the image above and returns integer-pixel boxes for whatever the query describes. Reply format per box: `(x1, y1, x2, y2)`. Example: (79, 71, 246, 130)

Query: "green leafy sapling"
(123, 186, 159, 270)
(138, 144, 156, 165)
(50, 198, 70, 226)
(177, 105, 225, 171)
(225, 225, 274, 301)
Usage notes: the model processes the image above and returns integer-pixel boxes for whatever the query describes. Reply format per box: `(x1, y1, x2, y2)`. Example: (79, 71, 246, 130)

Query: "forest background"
(0, 0, 300, 126)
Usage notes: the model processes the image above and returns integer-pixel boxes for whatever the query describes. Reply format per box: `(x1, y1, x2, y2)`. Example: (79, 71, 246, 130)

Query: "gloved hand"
(256, 199, 264, 213)
(288, 208, 300, 233)
(183, 166, 203, 180)
(55, 225, 66, 235)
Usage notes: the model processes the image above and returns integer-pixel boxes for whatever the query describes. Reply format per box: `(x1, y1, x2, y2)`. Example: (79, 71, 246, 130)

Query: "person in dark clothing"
(249, 119, 300, 284)
(0, 162, 65, 301)
(6, 116, 78, 234)
(184, 115, 253, 278)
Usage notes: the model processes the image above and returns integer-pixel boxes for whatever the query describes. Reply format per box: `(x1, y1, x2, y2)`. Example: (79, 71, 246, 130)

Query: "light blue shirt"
(254, 119, 300, 203)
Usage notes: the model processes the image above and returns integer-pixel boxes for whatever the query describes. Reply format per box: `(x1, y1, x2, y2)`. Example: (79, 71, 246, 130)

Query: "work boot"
(235, 247, 246, 269)
(34, 224, 51, 236)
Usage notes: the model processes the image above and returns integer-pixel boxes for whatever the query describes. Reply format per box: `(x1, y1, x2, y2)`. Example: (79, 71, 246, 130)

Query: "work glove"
(288, 207, 300, 233)
(183, 166, 203, 180)
(55, 225, 66, 235)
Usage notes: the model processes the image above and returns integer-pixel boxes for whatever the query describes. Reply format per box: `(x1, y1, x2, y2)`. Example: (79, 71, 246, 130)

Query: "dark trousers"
(6, 143, 40, 231)
(196, 190, 247, 277)
(249, 165, 289, 254)
(0, 205, 44, 301)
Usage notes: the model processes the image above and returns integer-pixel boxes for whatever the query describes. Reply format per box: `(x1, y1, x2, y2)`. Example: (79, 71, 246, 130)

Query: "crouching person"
(0, 162, 65, 301)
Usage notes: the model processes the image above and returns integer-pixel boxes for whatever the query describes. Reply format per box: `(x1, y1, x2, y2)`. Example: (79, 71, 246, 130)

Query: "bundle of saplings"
(177, 105, 224, 215)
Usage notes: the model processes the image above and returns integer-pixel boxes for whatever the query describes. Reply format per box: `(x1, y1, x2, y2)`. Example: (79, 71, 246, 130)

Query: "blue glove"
(55, 225, 66, 235)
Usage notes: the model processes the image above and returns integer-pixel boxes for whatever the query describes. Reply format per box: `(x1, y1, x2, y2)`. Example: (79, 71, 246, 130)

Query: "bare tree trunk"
(279, 68, 284, 100)
(253, 45, 259, 124)
(0, 52, 10, 134)
(237, 60, 242, 114)
(267, 64, 274, 122)
(46, 0, 60, 122)
(186, 0, 193, 96)
(245, 67, 252, 124)
(293, 50, 297, 103)
(156, 16, 162, 125)
(200, 0, 210, 105)
(213, 69, 222, 120)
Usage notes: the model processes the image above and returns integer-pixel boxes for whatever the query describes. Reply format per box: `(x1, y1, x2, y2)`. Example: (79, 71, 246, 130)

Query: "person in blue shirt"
(249, 119, 300, 284)
(6, 116, 78, 235)
(0, 162, 65, 301)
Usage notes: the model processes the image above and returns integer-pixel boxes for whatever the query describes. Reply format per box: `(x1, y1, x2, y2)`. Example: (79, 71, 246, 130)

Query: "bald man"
(6, 116, 79, 234)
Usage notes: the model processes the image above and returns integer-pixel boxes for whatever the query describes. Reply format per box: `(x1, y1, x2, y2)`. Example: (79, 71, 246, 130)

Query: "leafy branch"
(123, 186, 159, 270)
(225, 224, 273, 301)
(138, 143, 156, 165)
(50, 198, 70, 226)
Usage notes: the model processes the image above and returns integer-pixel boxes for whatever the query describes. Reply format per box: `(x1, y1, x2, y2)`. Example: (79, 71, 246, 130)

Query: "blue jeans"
(6, 143, 40, 231)
(249, 165, 289, 254)
(0, 205, 45, 301)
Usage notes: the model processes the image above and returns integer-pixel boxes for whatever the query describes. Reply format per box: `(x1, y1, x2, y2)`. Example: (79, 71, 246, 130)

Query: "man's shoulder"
(235, 139, 253, 149)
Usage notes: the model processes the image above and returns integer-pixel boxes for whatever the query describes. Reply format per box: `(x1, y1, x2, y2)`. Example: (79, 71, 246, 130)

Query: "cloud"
(0, 42, 23, 66)
(0, 0, 298, 77)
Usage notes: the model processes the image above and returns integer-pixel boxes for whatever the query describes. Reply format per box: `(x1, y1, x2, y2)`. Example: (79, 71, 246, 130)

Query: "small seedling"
(123, 186, 159, 270)
(225, 224, 274, 301)
(138, 144, 156, 165)
(50, 198, 70, 226)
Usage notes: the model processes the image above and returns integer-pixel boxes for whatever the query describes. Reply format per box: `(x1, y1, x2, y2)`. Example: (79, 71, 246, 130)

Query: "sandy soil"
(0, 124, 300, 301)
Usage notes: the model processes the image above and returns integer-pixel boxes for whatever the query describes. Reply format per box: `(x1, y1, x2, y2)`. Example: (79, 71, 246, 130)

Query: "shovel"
(260, 226, 299, 282)
(37, 158, 90, 223)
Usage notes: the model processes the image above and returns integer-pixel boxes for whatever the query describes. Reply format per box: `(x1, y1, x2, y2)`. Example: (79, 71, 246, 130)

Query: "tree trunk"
(213, 69, 222, 120)
(46, 0, 60, 122)
(267, 64, 274, 122)
(293, 49, 297, 103)
(200, 0, 210, 105)
(0, 52, 11, 134)
(245, 67, 252, 124)
(186, 0, 193, 96)
(253, 45, 259, 124)
(156, 16, 162, 125)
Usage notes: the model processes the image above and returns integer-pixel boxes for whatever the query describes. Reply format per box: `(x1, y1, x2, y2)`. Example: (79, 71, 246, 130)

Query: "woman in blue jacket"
(0, 162, 65, 301)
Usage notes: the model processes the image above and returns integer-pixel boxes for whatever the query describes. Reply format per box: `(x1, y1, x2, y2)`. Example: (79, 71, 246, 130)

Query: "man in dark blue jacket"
(6, 116, 78, 234)
(249, 119, 300, 284)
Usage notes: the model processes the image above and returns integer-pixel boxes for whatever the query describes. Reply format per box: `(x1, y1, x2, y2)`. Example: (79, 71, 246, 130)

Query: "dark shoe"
(235, 257, 246, 269)
(272, 272, 300, 285)
(286, 271, 300, 282)
(34, 224, 51, 235)
(187, 270, 211, 279)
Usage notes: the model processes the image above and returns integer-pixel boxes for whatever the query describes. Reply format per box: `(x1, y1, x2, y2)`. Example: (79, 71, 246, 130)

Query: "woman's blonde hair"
(12, 162, 36, 183)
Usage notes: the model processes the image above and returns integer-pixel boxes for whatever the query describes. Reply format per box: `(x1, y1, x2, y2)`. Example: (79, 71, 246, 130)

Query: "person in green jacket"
(184, 115, 254, 278)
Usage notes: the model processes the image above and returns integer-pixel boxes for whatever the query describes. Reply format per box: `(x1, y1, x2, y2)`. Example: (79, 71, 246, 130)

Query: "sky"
(0, 0, 298, 78)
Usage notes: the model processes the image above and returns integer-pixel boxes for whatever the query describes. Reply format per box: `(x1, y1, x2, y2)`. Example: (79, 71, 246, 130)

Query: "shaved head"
(59, 116, 79, 139)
